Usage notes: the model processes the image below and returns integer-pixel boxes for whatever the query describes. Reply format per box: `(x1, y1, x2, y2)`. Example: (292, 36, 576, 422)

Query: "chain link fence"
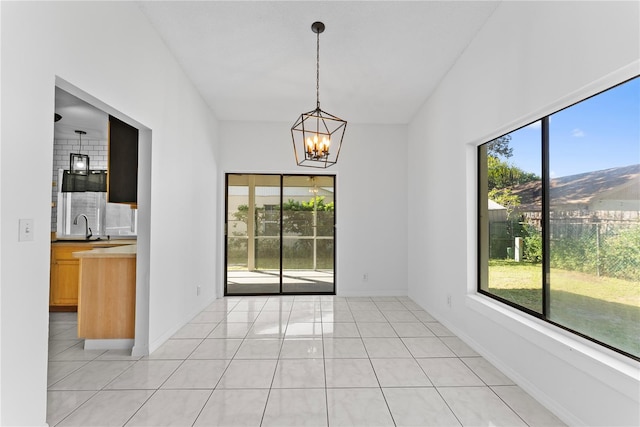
(550, 219, 639, 281)
(489, 215, 640, 282)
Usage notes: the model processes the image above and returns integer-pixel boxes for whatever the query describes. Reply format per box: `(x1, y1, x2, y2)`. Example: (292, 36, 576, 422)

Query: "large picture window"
(478, 76, 639, 360)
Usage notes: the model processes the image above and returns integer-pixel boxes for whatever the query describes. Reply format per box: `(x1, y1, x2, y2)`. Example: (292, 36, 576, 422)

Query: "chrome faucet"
(73, 214, 92, 239)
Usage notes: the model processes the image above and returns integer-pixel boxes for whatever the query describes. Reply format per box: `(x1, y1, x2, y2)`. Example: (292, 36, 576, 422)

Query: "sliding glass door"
(226, 174, 281, 294)
(225, 174, 335, 295)
(282, 175, 335, 293)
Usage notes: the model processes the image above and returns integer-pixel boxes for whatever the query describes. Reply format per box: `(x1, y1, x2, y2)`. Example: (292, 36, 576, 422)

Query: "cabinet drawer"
(53, 245, 92, 261)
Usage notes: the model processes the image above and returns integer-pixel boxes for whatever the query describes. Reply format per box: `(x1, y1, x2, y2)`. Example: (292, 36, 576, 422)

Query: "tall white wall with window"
(408, 2, 639, 426)
(478, 78, 639, 359)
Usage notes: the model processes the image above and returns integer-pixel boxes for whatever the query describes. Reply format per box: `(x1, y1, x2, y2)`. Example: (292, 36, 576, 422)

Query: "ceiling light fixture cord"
(316, 27, 320, 110)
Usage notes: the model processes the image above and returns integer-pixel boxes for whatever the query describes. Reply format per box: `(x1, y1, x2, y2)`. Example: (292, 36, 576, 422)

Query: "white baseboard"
(84, 339, 134, 351)
(131, 344, 149, 357)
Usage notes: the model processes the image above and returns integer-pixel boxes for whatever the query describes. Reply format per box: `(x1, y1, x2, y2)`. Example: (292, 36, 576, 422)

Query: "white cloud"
(571, 128, 585, 137)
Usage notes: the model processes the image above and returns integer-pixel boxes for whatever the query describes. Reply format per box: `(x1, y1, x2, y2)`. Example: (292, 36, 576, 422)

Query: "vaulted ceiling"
(137, 1, 500, 124)
(55, 1, 501, 140)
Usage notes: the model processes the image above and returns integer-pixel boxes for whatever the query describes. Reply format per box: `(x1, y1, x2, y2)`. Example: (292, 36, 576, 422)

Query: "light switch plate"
(19, 219, 34, 242)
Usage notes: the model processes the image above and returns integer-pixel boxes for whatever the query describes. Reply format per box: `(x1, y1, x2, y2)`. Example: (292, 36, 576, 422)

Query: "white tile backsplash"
(51, 138, 108, 232)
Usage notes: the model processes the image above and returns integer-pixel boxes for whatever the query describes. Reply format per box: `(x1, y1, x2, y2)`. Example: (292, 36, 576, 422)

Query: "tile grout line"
(49, 389, 100, 427)
(191, 298, 243, 427)
(321, 296, 331, 427)
(414, 339, 465, 427)
(193, 297, 261, 426)
(488, 385, 533, 427)
(364, 298, 401, 427)
(259, 296, 293, 427)
(48, 320, 134, 425)
(113, 335, 204, 427)
(121, 298, 238, 427)
(46, 357, 93, 389)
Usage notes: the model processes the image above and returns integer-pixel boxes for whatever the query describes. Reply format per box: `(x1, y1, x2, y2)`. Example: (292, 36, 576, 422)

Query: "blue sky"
(503, 77, 639, 178)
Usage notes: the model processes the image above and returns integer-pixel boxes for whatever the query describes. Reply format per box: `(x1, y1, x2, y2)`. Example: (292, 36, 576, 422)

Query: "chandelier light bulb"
(302, 133, 332, 158)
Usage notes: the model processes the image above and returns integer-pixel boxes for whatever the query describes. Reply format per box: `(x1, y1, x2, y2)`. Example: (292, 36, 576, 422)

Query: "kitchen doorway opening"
(51, 77, 151, 357)
(225, 174, 336, 295)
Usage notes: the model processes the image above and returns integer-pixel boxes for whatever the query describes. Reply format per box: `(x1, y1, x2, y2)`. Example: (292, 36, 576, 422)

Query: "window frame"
(477, 76, 640, 361)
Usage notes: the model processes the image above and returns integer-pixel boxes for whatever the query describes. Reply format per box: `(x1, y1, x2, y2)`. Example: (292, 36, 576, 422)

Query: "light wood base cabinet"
(50, 241, 136, 312)
(76, 247, 136, 339)
(50, 244, 88, 309)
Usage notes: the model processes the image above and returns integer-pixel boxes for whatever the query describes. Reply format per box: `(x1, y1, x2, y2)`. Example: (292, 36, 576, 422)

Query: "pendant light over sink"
(70, 130, 89, 175)
(291, 21, 347, 168)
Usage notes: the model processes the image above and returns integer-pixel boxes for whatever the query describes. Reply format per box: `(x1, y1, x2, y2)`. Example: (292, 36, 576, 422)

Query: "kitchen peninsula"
(73, 244, 136, 347)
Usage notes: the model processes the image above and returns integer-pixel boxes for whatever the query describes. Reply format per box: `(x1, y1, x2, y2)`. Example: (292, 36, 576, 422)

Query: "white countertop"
(73, 244, 137, 259)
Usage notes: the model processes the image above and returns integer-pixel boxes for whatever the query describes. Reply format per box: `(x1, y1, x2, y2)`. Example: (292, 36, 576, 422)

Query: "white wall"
(0, 2, 219, 425)
(220, 121, 408, 297)
(408, 2, 639, 426)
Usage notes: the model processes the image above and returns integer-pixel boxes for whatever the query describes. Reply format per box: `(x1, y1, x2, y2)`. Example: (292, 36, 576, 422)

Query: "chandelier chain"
(75, 130, 86, 152)
(316, 28, 320, 109)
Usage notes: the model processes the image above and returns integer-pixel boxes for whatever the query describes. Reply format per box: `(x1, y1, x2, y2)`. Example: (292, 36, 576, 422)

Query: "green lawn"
(488, 260, 640, 358)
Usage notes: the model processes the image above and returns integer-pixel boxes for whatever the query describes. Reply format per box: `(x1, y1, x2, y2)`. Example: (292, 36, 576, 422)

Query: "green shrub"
(547, 223, 639, 282)
(522, 224, 542, 263)
(550, 233, 598, 274)
(601, 226, 640, 281)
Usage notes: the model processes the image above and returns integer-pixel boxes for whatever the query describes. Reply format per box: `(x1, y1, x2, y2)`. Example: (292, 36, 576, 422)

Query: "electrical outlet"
(447, 294, 452, 308)
(363, 273, 369, 282)
(19, 219, 34, 242)
(197, 285, 201, 296)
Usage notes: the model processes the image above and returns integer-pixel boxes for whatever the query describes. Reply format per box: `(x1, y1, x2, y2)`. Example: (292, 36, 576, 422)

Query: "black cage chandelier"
(291, 21, 347, 168)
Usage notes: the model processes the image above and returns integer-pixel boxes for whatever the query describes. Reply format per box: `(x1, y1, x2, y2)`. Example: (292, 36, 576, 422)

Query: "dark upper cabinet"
(108, 115, 138, 206)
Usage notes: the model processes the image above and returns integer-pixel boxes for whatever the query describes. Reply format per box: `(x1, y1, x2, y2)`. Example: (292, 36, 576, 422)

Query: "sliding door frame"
(224, 173, 336, 296)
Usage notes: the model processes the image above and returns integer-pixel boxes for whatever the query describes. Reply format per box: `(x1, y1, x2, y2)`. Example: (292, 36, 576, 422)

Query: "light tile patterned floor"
(47, 296, 566, 426)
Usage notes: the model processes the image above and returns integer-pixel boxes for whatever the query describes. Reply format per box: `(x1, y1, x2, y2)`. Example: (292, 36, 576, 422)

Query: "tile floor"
(47, 296, 566, 426)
